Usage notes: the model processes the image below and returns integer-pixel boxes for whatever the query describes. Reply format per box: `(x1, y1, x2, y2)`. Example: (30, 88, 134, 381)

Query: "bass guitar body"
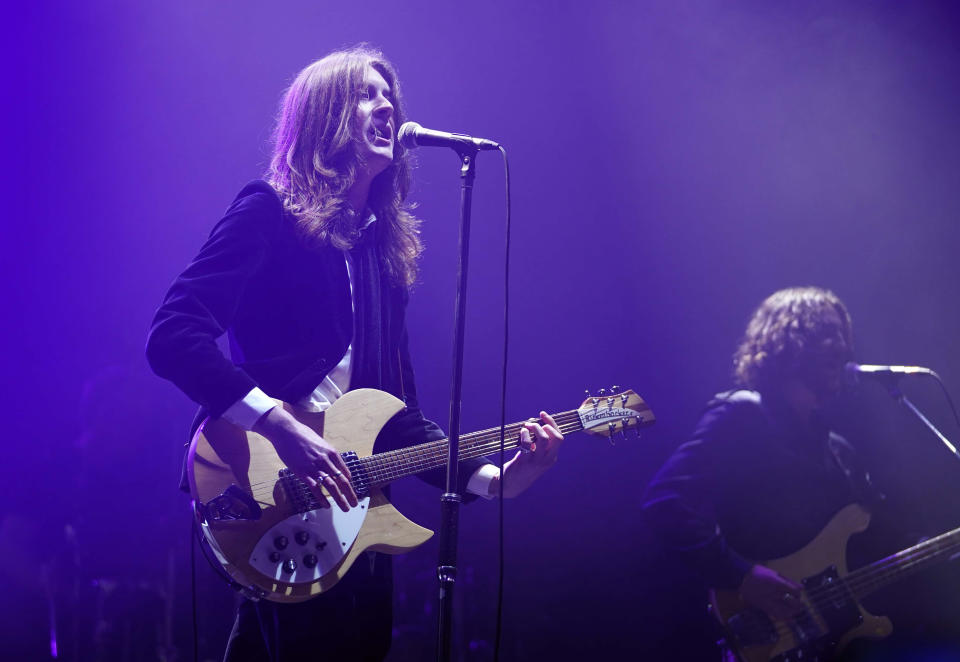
(711, 504, 892, 662)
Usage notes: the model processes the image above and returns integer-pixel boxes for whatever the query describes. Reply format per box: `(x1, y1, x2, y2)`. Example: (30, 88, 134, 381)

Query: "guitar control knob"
(303, 554, 318, 568)
(269, 551, 282, 563)
(282, 558, 297, 574)
(274, 536, 289, 550)
(295, 531, 310, 545)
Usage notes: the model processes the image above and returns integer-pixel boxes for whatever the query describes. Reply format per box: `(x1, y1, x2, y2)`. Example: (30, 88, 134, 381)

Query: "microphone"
(845, 362, 936, 383)
(397, 121, 500, 152)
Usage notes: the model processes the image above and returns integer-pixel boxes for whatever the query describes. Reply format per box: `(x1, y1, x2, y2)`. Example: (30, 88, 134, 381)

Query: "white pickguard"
(248, 497, 370, 584)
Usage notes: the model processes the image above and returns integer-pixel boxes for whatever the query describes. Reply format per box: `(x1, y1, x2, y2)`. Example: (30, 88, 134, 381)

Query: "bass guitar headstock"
(577, 386, 655, 442)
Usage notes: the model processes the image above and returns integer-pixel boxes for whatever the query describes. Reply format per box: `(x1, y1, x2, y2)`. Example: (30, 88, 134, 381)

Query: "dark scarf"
(347, 222, 384, 391)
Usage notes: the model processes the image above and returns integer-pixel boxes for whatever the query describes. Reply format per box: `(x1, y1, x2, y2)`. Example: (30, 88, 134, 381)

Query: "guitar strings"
(360, 404, 649, 486)
(841, 531, 960, 597)
(359, 414, 585, 486)
(207, 395, 649, 501)
(232, 406, 646, 503)
(236, 411, 588, 500)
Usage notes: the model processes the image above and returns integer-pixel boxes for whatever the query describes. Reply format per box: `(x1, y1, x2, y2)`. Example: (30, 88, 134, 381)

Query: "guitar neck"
(358, 410, 587, 488)
(848, 525, 960, 600)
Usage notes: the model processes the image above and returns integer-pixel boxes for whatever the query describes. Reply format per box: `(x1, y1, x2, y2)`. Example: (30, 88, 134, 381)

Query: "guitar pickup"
(201, 484, 263, 522)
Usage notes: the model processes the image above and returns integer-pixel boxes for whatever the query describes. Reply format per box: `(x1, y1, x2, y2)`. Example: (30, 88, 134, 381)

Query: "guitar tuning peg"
(584, 389, 592, 398)
(598, 388, 607, 397)
(610, 385, 620, 394)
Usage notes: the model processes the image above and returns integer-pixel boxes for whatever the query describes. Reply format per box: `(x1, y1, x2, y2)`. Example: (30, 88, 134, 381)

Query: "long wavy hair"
(733, 287, 853, 393)
(266, 45, 422, 287)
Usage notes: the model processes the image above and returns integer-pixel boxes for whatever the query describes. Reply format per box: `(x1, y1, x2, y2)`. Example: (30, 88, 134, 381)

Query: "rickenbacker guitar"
(711, 503, 960, 661)
(188, 387, 654, 603)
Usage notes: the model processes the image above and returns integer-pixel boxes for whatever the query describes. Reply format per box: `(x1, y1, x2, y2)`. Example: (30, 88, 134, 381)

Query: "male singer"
(147, 45, 563, 661)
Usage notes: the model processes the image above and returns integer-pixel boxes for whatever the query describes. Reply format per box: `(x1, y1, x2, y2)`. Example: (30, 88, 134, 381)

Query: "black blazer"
(147, 181, 483, 490)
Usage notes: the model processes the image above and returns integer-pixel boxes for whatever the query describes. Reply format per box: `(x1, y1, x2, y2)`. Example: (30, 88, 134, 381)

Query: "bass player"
(641, 286, 953, 660)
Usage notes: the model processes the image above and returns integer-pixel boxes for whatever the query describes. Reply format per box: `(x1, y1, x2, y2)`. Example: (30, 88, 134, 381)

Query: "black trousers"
(223, 553, 393, 662)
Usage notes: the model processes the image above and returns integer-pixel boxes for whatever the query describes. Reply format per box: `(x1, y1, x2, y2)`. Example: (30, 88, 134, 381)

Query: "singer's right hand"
(252, 407, 359, 511)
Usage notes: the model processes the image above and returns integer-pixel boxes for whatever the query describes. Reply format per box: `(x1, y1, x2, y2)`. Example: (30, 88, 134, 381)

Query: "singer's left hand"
(491, 411, 564, 498)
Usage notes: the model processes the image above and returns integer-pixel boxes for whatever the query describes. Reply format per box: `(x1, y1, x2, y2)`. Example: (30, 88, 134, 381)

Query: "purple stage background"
(3, 1, 960, 659)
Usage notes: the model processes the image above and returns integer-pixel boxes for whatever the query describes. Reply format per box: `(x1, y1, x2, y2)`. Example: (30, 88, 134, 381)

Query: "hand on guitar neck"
(738, 564, 804, 621)
(252, 406, 360, 511)
(487, 411, 564, 499)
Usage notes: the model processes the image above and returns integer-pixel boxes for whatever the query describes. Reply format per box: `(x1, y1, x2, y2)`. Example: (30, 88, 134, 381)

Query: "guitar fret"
(352, 404, 644, 490)
(845, 527, 960, 600)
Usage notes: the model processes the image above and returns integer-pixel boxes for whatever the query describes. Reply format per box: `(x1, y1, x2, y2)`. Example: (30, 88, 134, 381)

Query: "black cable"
(190, 512, 199, 662)
(493, 144, 511, 662)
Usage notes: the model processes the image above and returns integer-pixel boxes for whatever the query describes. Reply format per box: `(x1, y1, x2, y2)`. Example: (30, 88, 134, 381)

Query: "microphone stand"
(885, 382, 960, 462)
(881, 371, 960, 459)
(437, 145, 479, 662)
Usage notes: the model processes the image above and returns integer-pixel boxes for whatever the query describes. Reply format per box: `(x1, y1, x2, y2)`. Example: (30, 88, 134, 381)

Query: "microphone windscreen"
(397, 121, 421, 149)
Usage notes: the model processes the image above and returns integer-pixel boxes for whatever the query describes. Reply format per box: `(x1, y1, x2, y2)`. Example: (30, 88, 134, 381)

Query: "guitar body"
(188, 389, 432, 603)
(711, 504, 893, 662)
(186, 385, 653, 603)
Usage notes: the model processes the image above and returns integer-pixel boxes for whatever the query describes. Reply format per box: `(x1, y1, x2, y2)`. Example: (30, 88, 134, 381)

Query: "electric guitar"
(188, 387, 654, 603)
(710, 503, 960, 661)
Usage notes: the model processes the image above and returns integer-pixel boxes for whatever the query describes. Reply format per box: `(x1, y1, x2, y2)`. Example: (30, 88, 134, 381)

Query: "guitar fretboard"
(846, 526, 960, 599)
(357, 410, 587, 488)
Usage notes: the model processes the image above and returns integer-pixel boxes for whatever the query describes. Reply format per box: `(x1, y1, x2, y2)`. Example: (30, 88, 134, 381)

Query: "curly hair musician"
(642, 287, 954, 661)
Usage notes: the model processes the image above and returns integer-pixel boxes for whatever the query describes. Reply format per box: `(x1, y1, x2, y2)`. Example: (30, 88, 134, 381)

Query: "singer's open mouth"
(371, 122, 392, 145)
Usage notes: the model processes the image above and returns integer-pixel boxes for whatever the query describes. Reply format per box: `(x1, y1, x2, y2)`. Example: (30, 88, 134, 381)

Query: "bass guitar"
(189, 387, 654, 603)
(710, 503, 960, 661)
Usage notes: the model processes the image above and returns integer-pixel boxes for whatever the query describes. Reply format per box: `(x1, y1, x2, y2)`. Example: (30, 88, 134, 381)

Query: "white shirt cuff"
(221, 387, 276, 430)
(466, 463, 501, 499)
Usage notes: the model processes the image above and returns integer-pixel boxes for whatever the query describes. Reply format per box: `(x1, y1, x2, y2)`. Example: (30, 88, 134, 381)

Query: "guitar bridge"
(727, 607, 778, 647)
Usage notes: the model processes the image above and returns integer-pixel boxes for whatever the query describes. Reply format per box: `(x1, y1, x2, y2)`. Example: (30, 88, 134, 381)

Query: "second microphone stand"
(884, 377, 960, 462)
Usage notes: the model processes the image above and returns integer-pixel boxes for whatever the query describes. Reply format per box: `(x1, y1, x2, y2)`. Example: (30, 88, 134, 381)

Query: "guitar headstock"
(577, 386, 655, 441)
